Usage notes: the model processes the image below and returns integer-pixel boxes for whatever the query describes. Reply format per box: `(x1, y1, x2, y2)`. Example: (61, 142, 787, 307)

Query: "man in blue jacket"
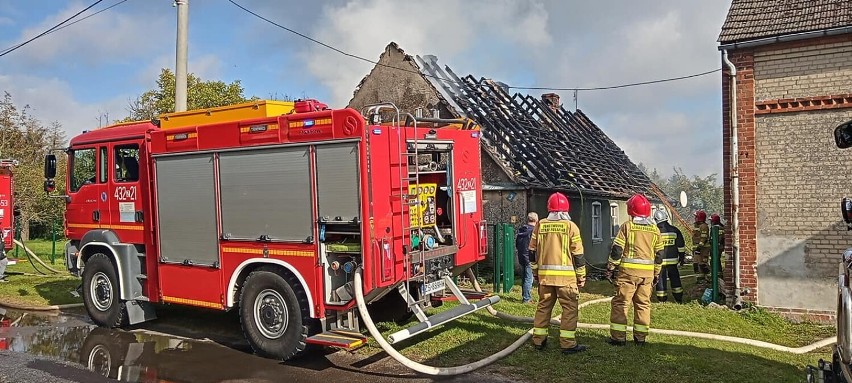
(516, 212, 539, 303)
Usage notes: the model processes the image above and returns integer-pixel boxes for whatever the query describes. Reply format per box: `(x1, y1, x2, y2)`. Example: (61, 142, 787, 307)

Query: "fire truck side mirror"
(44, 154, 57, 179)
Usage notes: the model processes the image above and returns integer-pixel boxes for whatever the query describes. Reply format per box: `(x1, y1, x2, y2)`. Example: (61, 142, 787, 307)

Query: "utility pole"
(174, 0, 189, 112)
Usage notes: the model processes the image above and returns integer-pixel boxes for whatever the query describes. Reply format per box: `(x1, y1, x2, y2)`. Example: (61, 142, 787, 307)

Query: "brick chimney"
(541, 93, 560, 113)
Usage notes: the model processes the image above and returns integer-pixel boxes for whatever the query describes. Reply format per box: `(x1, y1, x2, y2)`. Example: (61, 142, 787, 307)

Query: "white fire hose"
(354, 268, 537, 376)
(355, 267, 835, 376)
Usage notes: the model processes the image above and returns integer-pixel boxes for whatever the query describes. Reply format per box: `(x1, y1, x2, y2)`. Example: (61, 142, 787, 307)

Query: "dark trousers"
(654, 264, 683, 303)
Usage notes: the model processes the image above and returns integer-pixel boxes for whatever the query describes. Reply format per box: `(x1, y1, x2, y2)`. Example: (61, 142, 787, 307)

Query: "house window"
(592, 202, 602, 241)
(610, 202, 619, 238)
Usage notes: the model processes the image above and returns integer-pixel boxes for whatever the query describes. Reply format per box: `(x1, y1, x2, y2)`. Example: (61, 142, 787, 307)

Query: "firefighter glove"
(577, 276, 586, 288)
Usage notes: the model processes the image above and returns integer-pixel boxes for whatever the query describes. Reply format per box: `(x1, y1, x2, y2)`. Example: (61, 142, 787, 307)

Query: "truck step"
(431, 289, 491, 302)
(305, 329, 368, 349)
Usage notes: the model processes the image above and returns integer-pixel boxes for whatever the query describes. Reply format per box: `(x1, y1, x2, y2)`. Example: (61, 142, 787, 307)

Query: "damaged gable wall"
(347, 43, 455, 119)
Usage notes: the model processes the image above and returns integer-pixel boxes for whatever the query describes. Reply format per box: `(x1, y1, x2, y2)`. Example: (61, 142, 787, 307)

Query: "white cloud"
(302, 0, 551, 108)
(1, 1, 171, 67)
(0, 74, 130, 137)
(298, 0, 730, 178)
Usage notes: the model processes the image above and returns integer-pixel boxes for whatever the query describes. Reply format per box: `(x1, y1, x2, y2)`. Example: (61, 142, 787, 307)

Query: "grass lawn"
(356, 266, 835, 383)
(0, 239, 81, 307)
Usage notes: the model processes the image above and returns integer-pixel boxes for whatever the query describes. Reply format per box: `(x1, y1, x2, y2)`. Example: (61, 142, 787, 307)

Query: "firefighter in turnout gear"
(529, 192, 588, 354)
(653, 209, 686, 303)
(692, 210, 711, 282)
(606, 194, 664, 346)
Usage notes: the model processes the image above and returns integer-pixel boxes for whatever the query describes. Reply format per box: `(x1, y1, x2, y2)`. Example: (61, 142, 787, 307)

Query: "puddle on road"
(0, 309, 321, 383)
(0, 306, 87, 328)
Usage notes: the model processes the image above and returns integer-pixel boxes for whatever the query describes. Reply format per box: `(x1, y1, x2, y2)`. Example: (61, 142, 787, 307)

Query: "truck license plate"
(423, 280, 446, 295)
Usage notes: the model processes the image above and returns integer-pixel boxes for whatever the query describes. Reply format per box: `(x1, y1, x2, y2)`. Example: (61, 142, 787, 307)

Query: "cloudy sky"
(0, 0, 731, 177)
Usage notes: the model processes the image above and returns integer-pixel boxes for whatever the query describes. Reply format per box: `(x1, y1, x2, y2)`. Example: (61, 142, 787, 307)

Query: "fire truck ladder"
(364, 104, 422, 299)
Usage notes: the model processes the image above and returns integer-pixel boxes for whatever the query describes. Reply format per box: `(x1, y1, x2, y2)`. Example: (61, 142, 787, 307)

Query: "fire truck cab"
(45, 100, 491, 360)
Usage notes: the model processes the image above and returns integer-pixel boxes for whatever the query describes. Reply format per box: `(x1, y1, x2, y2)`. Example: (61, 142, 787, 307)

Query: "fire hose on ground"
(355, 267, 836, 376)
(12, 239, 63, 274)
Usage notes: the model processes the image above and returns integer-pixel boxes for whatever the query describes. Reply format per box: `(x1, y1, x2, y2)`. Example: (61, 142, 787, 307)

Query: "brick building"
(718, 0, 852, 319)
(348, 43, 666, 266)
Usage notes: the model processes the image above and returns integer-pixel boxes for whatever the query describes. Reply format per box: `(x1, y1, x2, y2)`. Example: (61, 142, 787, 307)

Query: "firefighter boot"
(673, 291, 684, 303)
(534, 338, 548, 351)
(606, 338, 626, 347)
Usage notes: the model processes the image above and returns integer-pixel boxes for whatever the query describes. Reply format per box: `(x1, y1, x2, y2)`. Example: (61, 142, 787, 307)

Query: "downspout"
(722, 50, 744, 309)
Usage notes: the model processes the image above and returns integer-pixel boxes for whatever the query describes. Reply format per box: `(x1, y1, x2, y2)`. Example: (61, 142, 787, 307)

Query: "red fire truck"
(0, 159, 17, 251)
(44, 100, 492, 360)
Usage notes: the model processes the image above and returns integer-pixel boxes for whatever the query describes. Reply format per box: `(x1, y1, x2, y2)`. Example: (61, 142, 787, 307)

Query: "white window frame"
(592, 202, 602, 242)
(610, 202, 619, 239)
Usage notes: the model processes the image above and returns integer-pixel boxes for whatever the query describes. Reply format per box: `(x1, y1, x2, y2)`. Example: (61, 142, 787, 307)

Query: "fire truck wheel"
(239, 270, 307, 360)
(82, 253, 127, 328)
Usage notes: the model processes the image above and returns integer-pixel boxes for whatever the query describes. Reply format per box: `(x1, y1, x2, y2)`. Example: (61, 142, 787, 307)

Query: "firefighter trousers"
(610, 273, 652, 342)
(655, 265, 683, 303)
(693, 250, 711, 280)
(532, 284, 579, 349)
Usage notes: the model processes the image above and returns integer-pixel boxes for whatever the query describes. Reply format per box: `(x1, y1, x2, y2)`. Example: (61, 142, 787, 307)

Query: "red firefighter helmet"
(710, 213, 721, 225)
(694, 210, 707, 223)
(627, 194, 651, 218)
(547, 192, 570, 212)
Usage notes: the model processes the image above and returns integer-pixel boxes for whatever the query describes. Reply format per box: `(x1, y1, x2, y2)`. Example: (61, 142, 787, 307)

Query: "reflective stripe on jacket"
(609, 220, 663, 277)
(529, 218, 585, 286)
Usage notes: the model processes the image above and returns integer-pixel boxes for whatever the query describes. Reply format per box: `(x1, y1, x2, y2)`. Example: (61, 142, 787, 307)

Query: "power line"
(228, 0, 721, 93)
(0, 0, 129, 55)
(49, 0, 130, 35)
(512, 68, 722, 91)
(0, 0, 107, 58)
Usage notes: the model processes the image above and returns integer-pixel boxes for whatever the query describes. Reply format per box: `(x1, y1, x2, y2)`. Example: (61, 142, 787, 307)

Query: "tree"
(124, 68, 252, 121)
(638, 163, 725, 223)
(0, 92, 67, 240)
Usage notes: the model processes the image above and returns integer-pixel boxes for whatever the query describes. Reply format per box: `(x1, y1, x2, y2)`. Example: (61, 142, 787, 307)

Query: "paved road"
(0, 306, 518, 383)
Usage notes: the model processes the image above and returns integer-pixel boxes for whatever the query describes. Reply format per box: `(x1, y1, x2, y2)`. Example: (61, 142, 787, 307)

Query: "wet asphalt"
(0, 305, 518, 383)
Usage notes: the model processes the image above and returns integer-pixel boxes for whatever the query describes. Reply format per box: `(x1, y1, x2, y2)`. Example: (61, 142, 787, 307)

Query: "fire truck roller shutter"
(219, 147, 313, 242)
(315, 143, 360, 223)
(155, 154, 219, 266)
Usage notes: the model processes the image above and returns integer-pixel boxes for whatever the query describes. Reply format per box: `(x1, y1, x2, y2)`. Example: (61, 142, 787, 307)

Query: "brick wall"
(722, 49, 758, 303)
(754, 40, 852, 100)
(724, 33, 852, 314)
